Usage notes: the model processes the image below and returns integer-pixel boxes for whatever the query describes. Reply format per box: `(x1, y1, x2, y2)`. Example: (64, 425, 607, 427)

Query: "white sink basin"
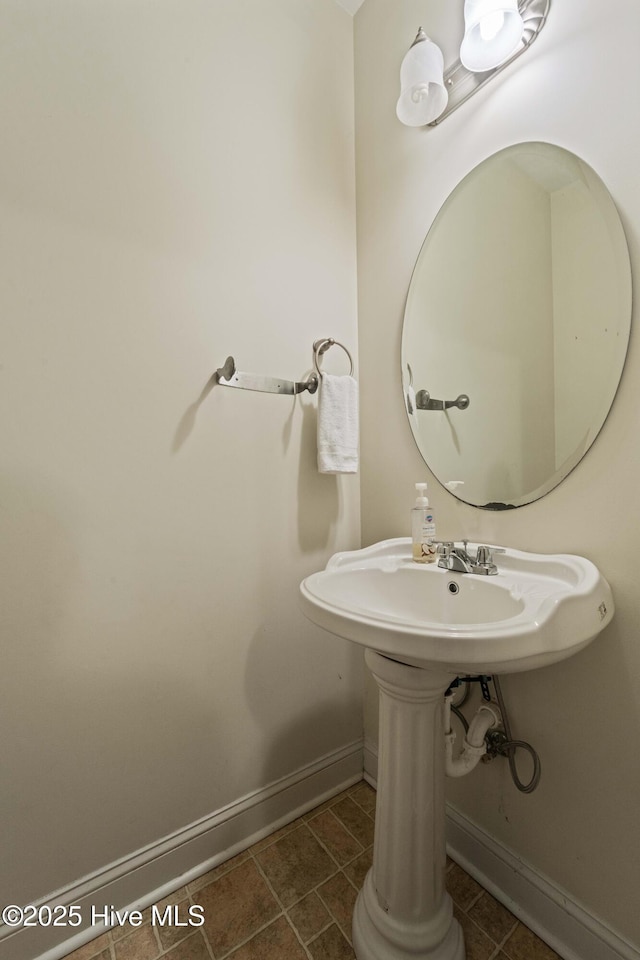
(300, 538, 613, 673)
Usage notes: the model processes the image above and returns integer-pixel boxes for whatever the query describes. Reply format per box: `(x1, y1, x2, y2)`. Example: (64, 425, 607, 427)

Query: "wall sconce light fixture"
(460, 0, 525, 71)
(396, 28, 449, 126)
(396, 0, 550, 126)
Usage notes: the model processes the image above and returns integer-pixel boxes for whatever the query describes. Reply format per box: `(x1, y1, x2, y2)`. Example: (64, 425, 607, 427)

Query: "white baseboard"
(363, 746, 638, 960)
(445, 806, 639, 960)
(1, 740, 364, 960)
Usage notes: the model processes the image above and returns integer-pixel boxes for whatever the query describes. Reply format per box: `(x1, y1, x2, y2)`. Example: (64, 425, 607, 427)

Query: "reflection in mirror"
(401, 142, 631, 509)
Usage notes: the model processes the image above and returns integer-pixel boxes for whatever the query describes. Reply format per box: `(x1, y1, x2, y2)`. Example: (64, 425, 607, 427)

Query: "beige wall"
(355, 0, 640, 947)
(0, 0, 361, 909)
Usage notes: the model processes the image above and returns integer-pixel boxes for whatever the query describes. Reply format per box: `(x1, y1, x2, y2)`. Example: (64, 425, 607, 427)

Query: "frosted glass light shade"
(396, 36, 448, 127)
(460, 0, 524, 72)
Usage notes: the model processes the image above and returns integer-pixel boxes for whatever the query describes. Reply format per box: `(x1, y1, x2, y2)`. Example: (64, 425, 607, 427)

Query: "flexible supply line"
(444, 676, 542, 792)
(492, 675, 542, 794)
(444, 696, 500, 778)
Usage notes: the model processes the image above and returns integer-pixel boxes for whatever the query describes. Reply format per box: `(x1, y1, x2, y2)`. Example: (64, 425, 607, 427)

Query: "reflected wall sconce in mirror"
(396, 0, 549, 126)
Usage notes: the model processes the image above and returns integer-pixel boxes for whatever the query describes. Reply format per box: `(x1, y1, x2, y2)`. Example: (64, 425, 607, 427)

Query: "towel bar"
(215, 338, 354, 399)
(215, 356, 319, 396)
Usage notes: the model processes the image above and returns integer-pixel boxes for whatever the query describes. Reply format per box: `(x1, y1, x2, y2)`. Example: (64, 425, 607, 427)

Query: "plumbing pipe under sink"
(444, 692, 500, 778)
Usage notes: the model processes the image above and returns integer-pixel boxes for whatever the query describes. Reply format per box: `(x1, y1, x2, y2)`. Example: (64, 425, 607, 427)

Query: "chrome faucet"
(436, 541, 503, 575)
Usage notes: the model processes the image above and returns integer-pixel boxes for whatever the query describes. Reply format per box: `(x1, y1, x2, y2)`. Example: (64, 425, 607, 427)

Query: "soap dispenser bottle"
(412, 482, 437, 564)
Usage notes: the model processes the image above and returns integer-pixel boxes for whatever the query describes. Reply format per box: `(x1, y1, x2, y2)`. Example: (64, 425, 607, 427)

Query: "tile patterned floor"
(61, 781, 561, 960)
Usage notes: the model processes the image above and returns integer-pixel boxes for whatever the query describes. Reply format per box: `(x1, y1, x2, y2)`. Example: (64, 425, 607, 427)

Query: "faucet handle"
(436, 541, 453, 559)
(476, 545, 506, 563)
(475, 545, 492, 565)
(473, 544, 505, 575)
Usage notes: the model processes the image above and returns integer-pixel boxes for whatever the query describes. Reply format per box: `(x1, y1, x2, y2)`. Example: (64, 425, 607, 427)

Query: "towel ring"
(313, 338, 354, 377)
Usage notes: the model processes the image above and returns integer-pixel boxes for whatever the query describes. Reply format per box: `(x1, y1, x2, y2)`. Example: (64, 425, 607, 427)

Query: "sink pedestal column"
(353, 650, 463, 960)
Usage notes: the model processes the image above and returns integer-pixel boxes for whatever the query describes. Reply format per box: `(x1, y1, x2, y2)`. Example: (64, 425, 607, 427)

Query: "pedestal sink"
(300, 539, 613, 960)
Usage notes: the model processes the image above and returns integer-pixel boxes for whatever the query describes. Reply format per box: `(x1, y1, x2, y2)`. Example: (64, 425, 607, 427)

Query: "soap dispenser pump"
(412, 482, 437, 564)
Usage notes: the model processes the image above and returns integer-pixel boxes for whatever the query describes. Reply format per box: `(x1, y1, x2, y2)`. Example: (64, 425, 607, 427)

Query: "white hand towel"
(317, 373, 359, 474)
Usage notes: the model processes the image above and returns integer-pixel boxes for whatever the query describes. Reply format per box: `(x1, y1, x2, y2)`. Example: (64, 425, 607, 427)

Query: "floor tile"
(342, 847, 372, 890)
(227, 916, 307, 959)
(198, 858, 280, 956)
(154, 887, 189, 910)
(331, 797, 375, 848)
(502, 923, 562, 959)
(187, 850, 251, 893)
(249, 819, 303, 855)
(255, 824, 337, 907)
(154, 897, 194, 951)
(110, 913, 153, 943)
(63, 933, 112, 960)
(287, 892, 331, 943)
(317, 873, 357, 942)
(349, 782, 376, 815)
(302, 791, 346, 820)
(113, 924, 160, 960)
(446, 862, 484, 911)
(307, 809, 363, 865)
(308, 923, 356, 960)
(162, 931, 211, 960)
(55, 782, 569, 960)
(468, 892, 518, 944)
(454, 908, 496, 960)
(67, 951, 110, 960)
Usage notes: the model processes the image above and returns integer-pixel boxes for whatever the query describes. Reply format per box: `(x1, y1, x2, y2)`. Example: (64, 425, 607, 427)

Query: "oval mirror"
(401, 142, 631, 509)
